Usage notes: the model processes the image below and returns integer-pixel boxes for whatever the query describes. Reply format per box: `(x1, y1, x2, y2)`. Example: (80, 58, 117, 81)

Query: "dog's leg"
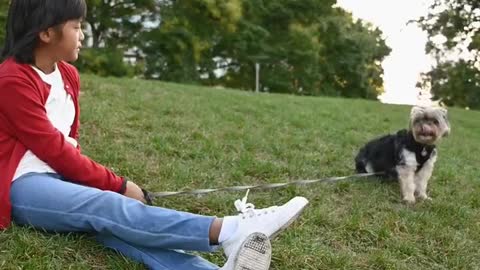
(397, 149, 418, 204)
(414, 149, 437, 200)
(397, 165, 416, 203)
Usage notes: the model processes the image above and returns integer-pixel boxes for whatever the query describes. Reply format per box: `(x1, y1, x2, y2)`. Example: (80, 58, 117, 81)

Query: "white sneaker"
(220, 232, 272, 270)
(222, 190, 309, 258)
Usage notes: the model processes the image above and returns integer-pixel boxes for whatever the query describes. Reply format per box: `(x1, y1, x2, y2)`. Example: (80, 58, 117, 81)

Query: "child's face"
(49, 19, 85, 63)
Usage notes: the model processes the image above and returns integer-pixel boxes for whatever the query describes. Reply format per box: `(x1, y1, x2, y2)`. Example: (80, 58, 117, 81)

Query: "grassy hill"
(1, 74, 479, 269)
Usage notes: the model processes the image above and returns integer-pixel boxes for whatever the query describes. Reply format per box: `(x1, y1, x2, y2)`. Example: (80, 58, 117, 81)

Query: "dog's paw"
(417, 193, 432, 201)
(402, 197, 416, 204)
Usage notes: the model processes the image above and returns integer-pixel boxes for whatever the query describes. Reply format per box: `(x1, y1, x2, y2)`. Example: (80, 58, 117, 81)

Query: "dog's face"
(409, 106, 450, 145)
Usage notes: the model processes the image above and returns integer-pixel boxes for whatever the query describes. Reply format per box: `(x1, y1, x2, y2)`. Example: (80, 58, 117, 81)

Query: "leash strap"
(144, 172, 382, 199)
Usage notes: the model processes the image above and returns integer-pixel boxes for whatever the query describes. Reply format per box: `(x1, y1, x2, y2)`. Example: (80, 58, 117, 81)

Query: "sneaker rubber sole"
(233, 232, 272, 270)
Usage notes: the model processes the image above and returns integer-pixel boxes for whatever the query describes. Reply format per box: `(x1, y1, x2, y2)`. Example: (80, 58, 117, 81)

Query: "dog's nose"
(422, 124, 433, 134)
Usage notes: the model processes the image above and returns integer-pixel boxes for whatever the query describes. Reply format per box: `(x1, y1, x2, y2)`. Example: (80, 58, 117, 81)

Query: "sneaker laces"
(234, 189, 256, 215)
(234, 190, 277, 218)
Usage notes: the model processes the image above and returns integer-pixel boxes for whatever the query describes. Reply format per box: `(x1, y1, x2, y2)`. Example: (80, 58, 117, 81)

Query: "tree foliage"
(84, 0, 159, 49)
(140, 0, 244, 82)
(418, 0, 480, 109)
(0, 0, 391, 99)
(76, 0, 160, 76)
(140, 0, 390, 98)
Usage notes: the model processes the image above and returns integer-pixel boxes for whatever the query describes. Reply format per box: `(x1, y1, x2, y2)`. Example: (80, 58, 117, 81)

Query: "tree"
(418, 60, 480, 109)
(0, 0, 391, 98)
(209, 0, 335, 94)
(311, 8, 390, 98)
(418, 0, 480, 109)
(141, 0, 390, 99)
(140, 0, 243, 82)
(84, 0, 159, 49)
(74, 0, 161, 76)
(219, 1, 391, 98)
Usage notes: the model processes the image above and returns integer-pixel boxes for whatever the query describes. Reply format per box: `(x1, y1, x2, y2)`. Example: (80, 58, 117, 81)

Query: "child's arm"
(0, 78, 126, 194)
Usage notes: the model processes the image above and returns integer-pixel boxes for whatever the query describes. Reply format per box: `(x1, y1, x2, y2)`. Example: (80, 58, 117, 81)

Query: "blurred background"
(1, 0, 478, 109)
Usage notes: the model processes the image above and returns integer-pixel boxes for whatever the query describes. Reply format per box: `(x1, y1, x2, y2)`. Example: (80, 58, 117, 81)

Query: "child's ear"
(38, 28, 56, 44)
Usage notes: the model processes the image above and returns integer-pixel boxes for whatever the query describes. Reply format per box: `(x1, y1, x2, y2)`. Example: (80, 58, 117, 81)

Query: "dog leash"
(142, 172, 382, 202)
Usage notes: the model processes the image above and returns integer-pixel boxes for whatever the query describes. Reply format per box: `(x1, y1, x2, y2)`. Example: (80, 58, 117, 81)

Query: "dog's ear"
(440, 107, 448, 119)
(409, 106, 423, 129)
(440, 108, 451, 137)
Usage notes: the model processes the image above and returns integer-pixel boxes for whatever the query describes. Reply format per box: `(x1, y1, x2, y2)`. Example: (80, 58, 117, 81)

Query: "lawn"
(1, 74, 479, 269)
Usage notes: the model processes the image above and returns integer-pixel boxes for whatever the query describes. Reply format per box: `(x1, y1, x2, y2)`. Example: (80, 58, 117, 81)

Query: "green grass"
(1, 74, 480, 269)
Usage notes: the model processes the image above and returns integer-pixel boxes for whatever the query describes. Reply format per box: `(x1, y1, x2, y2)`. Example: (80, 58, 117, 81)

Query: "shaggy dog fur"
(355, 106, 450, 203)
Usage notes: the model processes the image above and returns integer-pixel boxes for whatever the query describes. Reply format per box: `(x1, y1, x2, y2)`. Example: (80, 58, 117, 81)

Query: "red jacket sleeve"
(0, 77, 125, 193)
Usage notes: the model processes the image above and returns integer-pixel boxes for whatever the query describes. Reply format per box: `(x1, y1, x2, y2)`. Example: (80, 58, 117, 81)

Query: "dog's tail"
(355, 159, 367, 173)
(354, 145, 368, 173)
(354, 152, 367, 174)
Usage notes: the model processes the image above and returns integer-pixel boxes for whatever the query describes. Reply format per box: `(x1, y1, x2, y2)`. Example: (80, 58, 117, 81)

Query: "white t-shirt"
(12, 64, 77, 181)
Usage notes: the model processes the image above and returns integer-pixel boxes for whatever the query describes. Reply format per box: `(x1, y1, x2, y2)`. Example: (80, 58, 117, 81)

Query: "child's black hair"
(1, 0, 87, 64)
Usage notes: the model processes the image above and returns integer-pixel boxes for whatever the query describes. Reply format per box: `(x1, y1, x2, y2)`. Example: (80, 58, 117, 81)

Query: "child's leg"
(10, 173, 216, 252)
(11, 172, 307, 270)
(96, 234, 219, 270)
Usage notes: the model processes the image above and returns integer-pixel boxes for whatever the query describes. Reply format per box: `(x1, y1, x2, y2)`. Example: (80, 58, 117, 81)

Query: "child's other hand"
(124, 181, 147, 204)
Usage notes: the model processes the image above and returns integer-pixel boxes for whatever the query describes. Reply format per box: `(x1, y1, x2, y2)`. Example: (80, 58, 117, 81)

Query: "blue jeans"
(10, 173, 220, 270)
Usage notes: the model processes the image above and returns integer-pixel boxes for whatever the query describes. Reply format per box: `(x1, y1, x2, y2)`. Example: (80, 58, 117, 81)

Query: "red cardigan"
(0, 58, 125, 229)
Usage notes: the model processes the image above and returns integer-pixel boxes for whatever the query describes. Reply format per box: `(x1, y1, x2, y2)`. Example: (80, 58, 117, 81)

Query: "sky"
(336, 0, 435, 105)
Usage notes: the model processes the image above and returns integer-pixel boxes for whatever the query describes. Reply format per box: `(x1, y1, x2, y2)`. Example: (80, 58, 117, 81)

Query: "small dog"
(355, 106, 450, 203)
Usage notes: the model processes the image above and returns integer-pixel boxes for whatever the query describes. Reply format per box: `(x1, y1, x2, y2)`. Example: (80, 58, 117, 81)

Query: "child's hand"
(124, 181, 147, 204)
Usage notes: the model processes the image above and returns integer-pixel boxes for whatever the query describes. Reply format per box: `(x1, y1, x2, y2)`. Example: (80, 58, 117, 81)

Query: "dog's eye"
(433, 119, 439, 125)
